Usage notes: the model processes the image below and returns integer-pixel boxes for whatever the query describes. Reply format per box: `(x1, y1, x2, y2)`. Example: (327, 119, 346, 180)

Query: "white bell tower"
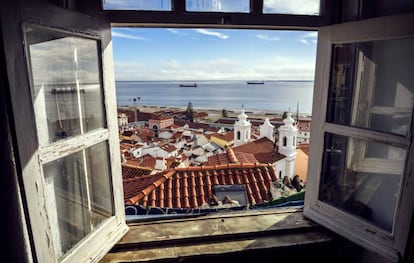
(234, 108, 251, 146)
(259, 118, 275, 141)
(278, 112, 298, 179)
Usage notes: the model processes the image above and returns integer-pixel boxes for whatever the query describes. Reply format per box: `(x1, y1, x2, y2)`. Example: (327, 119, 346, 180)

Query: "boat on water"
(179, 82, 197, 87)
(246, 81, 264, 84)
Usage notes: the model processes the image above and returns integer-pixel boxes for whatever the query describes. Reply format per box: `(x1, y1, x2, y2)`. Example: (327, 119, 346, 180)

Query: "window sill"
(101, 207, 338, 262)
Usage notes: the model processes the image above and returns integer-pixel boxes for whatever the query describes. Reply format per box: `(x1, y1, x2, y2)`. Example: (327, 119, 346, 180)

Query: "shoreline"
(118, 104, 312, 121)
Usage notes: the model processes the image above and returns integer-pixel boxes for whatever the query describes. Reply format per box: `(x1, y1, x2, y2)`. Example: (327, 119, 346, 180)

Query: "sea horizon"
(115, 80, 314, 115)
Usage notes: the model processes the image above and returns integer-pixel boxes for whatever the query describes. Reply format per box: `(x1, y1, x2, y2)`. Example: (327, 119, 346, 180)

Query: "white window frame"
(19, 17, 128, 263)
(304, 13, 414, 261)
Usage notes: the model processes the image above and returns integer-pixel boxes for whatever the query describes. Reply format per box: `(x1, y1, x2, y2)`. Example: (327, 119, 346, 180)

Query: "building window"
(283, 136, 287, 146)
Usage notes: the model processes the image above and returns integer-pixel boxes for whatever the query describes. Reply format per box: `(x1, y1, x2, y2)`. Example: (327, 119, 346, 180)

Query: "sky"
(111, 28, 318, 81)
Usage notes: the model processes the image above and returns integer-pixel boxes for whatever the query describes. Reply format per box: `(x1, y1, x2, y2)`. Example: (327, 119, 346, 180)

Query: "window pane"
(25, 26, 106, 146)
(86, 142, 115, 215)
(327, 38, 414, 136)
(186, 0, 249, 13)
(43, 141, 114, 259)
(319, 133, 406, 232)
(103, 0, 172, 11)
(263, 0, 320, 15)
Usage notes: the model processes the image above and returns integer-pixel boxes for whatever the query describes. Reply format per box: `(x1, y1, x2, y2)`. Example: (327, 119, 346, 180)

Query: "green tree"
(185, 101, 194, 121)
(222, 108, 228, 118)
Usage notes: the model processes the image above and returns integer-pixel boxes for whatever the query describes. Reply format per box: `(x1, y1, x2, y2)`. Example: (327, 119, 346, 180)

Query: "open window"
(15, 6, 128, 263)
(304, 14, 414, 261)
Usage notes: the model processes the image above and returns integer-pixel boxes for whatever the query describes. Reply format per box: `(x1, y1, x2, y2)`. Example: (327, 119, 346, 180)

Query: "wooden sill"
(100, 207, 337, 262)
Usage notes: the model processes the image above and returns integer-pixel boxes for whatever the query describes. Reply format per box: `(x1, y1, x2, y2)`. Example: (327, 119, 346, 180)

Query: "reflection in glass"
(327, 38, 414, 136)
(25, 26, 105, 146)
(263, 0, 320, 15)
(43, 142, 114, 259)
(103, 0, 172, 11)
(186, 0, 249, 13)
(319, 133, 405, 232)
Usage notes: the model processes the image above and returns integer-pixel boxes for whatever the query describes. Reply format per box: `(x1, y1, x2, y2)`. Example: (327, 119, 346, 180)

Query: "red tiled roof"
(123, 170, 173, 204)
(211, 132, 234, 142)
(150, 115, 173, 121)
(135, 129, 155, 142)
(118, 109, 135, 123)
(295, 149, 308, 182)
(124, 163, 278, 208)
(297, 143, 310, 155)
(194, 112, 208, 118)
(233, 137, 285, 164)
(136, 112, 158, 121)
(297, 121, 311, 131)
(174, 120, 210, 130)
(122, 164, 152, 179)
(205, 148, 258, 166)
(215, 118, 236, 125)
(160, 144, 177, 153)
(124, 154, 157, 170)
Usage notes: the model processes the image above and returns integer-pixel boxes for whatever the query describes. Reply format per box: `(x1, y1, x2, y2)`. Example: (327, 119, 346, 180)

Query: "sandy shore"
(119, 104, 311, 122)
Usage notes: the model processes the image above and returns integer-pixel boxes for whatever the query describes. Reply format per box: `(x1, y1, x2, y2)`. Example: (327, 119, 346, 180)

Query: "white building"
(277, 112, 298, 179)
(297, 120, 311, 144)
(118, 113, 128, 127)
(259, 118, 275, 141)
(233, 108, 251, 146)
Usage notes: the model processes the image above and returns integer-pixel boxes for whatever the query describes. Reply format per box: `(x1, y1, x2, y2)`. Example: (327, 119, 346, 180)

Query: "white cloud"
(164, 59, 181, 69)
(194, 29, 229, 39)
(299, 31, 317, 44)
(167, 29, 184, 35)
(114, 54, 315, 81)
(301, 31, 318, 38)
(263, 0, 320, 15)
(111, 31, 148, 41)
(256, 34, 281, 41)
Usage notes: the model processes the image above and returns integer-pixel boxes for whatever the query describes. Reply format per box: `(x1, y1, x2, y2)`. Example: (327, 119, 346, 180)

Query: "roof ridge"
(174, 163, 271, 172)
(226, 148, 239, 163)
(122, 165, 153, 173)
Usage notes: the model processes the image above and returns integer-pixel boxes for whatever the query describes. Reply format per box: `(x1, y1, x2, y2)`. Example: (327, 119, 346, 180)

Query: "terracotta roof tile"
(205, 146, 260, 166)
(233, 137, 285, 164)
(122, 165, 152, 179)
(211, 132, 234, 142)
(123, 163, 278, 208)
(160, 144, 177, 153)
(297, 143, 310, 155)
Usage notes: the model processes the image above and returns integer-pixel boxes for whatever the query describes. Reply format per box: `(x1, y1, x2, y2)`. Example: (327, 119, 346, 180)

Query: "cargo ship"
(246, 81, 264, 84)
(179, 82, 197, 87)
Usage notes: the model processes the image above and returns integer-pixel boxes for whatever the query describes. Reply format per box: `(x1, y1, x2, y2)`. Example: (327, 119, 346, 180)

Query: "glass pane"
(263, 0, 320, 15)
(86, 142, 114, 215)
(186, 0, 249, 13)
(103, 0, 172, 11)
(43, 141, 114, 259)
(327, 38, 414, 136)
(25, 25, 105, 146)
(319, 133, 406, 232)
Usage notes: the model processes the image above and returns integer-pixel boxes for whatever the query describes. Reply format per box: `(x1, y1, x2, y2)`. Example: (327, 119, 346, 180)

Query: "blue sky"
(111, 28, 318, 81)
